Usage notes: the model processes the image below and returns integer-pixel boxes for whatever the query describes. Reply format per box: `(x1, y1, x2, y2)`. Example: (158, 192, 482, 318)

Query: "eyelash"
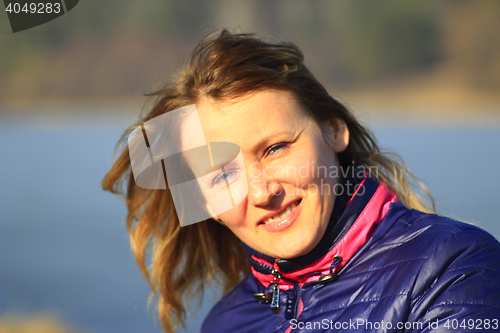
(266, 142, 289, 156)
(212, 170, 235, 186)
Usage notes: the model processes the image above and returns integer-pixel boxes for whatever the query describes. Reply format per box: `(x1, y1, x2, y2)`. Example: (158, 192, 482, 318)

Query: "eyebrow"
(169, 142, 241, 183)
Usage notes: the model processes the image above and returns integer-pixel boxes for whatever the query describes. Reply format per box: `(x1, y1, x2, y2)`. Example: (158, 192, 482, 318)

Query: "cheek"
(281, 151, 337, 187)
(218, 199, 247, 227)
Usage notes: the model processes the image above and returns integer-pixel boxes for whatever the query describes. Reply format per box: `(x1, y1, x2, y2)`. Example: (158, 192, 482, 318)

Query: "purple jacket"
(201, 176, 500, 332)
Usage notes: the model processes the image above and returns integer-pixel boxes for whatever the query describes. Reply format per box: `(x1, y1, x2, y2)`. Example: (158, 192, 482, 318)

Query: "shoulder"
(384, 205, 500, 256)
(357, 204, 500, 287)
(369, 208, 500, 326)
(405, 211, 500, 282)
(368, 204, 500, 270)
(389, 209, 500, 321)
(387, 207, 500, 273)
(409, 210, 500, 275)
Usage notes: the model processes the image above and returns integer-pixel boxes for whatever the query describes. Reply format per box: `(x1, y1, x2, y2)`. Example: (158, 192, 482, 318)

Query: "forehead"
(193, 89, 311, 146)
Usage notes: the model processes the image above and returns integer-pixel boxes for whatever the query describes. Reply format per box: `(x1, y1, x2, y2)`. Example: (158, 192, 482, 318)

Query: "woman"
(102, 30, 500, 332)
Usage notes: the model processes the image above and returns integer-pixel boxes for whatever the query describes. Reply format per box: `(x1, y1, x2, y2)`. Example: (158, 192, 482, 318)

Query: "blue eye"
(213, 170, 235, 186)
(267, 143, 289, 155)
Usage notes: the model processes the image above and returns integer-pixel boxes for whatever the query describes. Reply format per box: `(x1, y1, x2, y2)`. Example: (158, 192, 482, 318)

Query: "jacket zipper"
(270, 269, 282, 314)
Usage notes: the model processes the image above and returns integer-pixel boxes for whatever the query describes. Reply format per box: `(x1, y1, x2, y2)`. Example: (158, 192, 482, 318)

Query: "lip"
(258, 199, 302, 232)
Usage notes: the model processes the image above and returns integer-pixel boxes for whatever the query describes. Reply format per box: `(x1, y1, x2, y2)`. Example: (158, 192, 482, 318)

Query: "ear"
(327, 117, 349, 153)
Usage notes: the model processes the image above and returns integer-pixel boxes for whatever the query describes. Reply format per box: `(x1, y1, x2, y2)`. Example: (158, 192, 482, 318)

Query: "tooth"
(291, 203, 296, 210)
(286, 207, 292, 215)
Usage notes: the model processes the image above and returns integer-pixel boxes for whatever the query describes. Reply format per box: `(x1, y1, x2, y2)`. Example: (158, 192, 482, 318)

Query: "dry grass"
(0, 313, 86, 333)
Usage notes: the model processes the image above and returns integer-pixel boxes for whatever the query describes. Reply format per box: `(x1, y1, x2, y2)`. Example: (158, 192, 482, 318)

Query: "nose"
(247, 165, 283, 206)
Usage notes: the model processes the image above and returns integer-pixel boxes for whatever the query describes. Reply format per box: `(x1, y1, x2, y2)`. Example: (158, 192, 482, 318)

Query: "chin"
(273, 237, 318, 259)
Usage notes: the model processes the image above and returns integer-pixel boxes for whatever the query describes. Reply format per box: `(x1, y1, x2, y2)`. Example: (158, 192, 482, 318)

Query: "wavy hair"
(102, 29, 434, 333)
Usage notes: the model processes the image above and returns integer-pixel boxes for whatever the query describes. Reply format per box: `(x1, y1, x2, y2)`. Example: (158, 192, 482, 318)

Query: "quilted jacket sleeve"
(407, 222, 500, 332)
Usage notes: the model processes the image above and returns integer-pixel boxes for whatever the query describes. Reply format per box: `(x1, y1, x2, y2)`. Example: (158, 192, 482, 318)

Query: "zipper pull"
(270, 269, 282, 314)
(252, 292, 271, 304)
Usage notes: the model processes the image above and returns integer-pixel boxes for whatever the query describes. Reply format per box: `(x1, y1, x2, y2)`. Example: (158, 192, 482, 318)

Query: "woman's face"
(195, 89, 349, 259)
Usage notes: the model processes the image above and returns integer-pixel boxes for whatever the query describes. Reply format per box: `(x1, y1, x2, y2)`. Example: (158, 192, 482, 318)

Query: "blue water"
(1, 120, 499, 333)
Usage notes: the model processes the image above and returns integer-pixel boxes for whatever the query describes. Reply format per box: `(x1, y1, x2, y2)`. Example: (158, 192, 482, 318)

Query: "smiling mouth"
(260, 199, 302, 225)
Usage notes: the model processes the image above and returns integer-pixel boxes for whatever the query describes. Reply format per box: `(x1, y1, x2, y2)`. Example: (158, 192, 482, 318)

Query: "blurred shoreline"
(2, 1, 499, 130)
(2, 83, 499, 129)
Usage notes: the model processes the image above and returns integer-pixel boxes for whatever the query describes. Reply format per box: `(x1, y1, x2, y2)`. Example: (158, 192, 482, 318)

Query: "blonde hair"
(102, 30, 434, 333)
